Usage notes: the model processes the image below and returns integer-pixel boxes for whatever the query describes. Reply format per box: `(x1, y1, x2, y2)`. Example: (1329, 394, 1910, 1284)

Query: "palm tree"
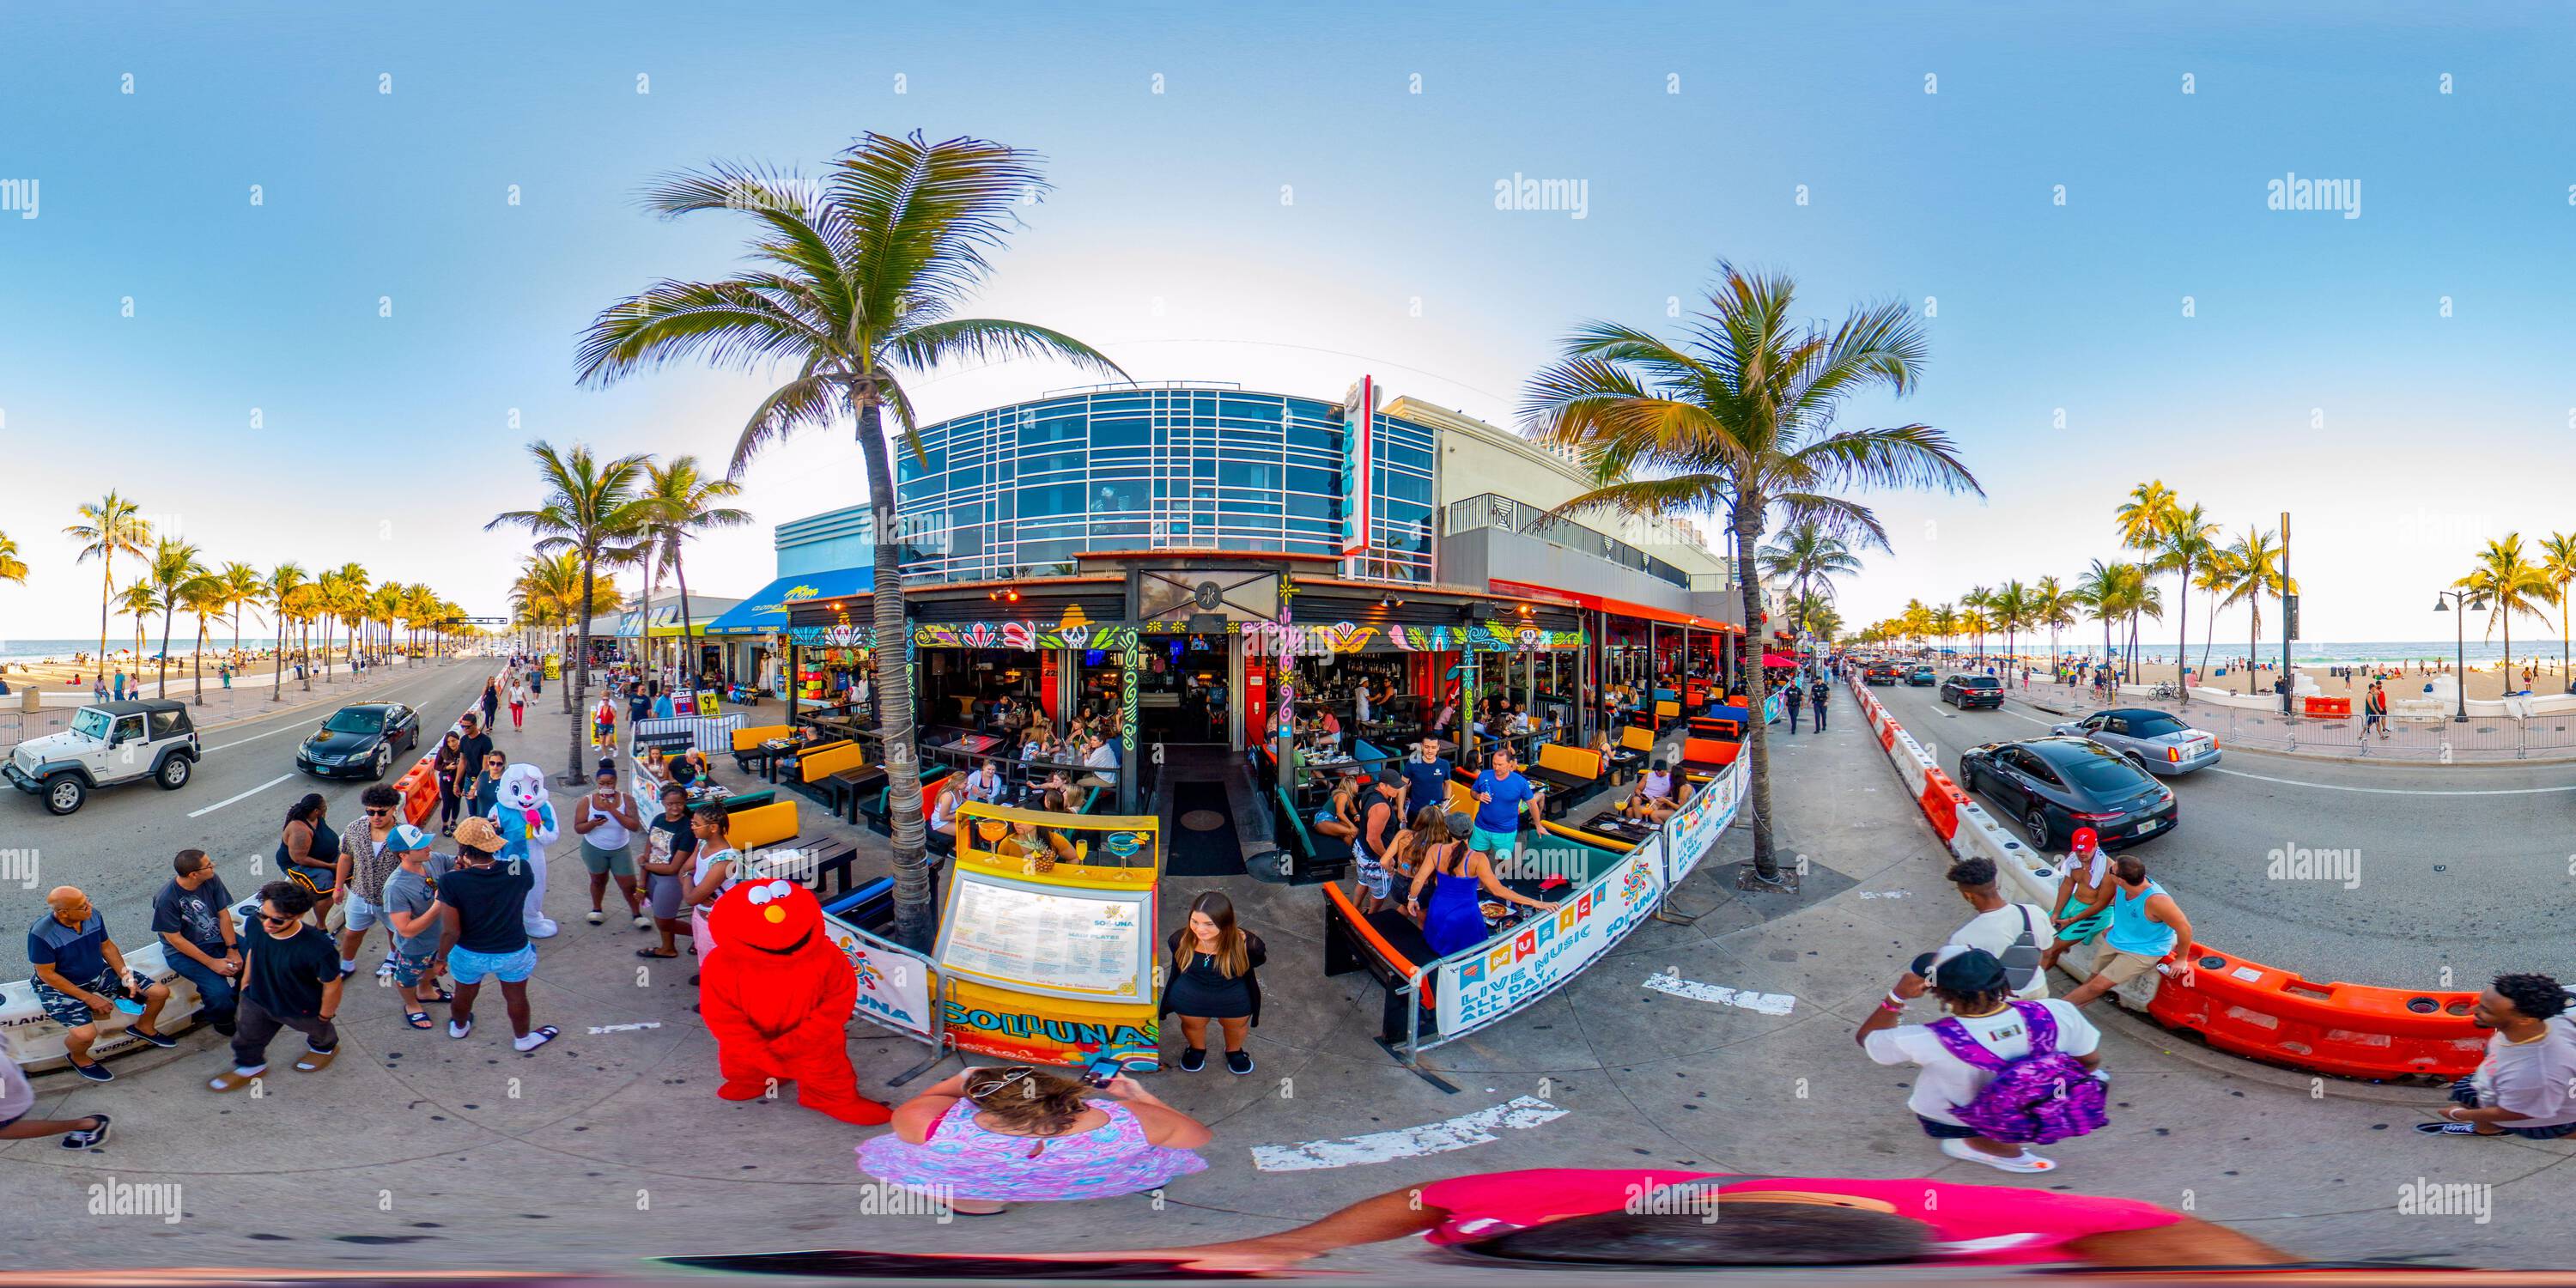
(1959, 586, 1994, 662)
(214, 562, 264, 676)
(0, 531, 26, 586)
(488, 442, 652, 784)
(1928, 603, 1960, 654)
(2457, 534, 2554, 694)
(1989, 580, 2033, 668)
(267, 564, 307, 700)
(180, 574, 225, 706)
(514, 551, 583, 698)
(1758, 520, 1861, 635)
(2113, 481, 2178, 551)
(2192, 550, 2236, 677)
(1520, 263, 1980, 882)
(141, 538, 206, 698)
(2142, 501, 2218, 700)
(2074, 560, 2120, 674)
(2031, 575, 2075, 669)
(330, 563, 371, 677)
(576, 133, 1129, 945)
(65, 492, 153, 672)
(2218, 529, 2291, 696)
(639, 455, 755, 686)
(2538, 532, 2576, 689)
(119, 580, 155, 669)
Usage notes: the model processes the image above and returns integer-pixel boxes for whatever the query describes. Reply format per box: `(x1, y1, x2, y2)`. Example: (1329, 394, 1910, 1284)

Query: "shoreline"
(1935, 651, 2572, 703)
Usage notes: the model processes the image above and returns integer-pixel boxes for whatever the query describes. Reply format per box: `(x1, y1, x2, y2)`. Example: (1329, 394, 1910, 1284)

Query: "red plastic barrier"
(2145, 948, 2485, 1080)
(1917, 767, 1967, 841)
(398, 756, 440, 826)
(2304, 696, 2351, 717)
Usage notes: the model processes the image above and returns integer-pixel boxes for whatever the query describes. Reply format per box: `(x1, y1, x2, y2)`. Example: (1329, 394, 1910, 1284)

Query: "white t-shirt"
(0, 1051, 33, 1124)
(1865, 999, 2100, 1125)
(1924, 903, 2058, 1000)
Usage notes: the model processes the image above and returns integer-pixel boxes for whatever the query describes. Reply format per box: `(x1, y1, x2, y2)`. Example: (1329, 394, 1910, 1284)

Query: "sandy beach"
(1984, 653, 2576, 702)
(1, 647, 365, 696)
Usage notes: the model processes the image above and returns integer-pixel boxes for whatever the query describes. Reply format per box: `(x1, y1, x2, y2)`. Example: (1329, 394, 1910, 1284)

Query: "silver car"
(2050, 707, 2221, 776)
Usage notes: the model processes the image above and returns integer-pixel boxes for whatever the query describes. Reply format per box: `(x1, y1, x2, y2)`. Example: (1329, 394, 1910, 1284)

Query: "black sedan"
(296, 703, 422, 781)
(1958, 736, 2177, 850)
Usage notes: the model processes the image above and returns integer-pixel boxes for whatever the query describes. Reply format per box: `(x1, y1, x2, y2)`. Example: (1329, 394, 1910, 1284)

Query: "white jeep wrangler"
(4, 699, 202, 815)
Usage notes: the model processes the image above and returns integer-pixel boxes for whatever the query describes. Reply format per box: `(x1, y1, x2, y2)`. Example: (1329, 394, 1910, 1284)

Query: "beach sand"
(2, 647, 356, 696)
(1996, 653, 2575, 702)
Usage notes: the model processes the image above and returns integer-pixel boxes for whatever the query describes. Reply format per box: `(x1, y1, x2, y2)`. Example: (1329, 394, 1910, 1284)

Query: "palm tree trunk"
(97, 561, 112, 679)
(573, 559, 597, 786)
(1734, 498, 1779, 883)
(156, 605, 173, 698)
(674, 550, 696, 690)
(191, 619, 206, 706)
(2248, 611, 2260, 696)
(856, 398, 934, 946)
(560, 614, 575, 714)
(2175, 559, 2190, 705)
(2200, 591, 2217, 675)
(272, 613, 286, 702)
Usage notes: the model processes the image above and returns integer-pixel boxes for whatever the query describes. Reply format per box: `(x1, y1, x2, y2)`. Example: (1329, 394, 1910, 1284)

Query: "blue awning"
(703, 567, 874, 635)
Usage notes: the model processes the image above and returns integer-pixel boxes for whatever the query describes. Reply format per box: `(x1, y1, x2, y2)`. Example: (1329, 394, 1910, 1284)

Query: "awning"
(704, 567, 877, 636)
(1760, 653, 1800, 667)
(1485, 579, 1739, 631)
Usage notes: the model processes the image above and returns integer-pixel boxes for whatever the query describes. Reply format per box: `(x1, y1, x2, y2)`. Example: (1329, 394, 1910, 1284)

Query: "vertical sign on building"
(1340, 375, 1376, 560)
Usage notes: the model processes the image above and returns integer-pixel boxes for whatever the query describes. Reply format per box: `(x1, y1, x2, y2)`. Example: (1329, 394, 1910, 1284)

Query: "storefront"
(705, 568, 876, 696)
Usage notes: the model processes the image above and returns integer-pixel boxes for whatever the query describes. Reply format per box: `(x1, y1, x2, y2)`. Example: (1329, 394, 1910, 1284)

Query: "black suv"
(1939, 674, 2005, 709)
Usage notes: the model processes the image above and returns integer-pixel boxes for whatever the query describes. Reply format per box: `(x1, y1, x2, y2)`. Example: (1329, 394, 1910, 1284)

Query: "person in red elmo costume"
(702, 878, 891, 1125)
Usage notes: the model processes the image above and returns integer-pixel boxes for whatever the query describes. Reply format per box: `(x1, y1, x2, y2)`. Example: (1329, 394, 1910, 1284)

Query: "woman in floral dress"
(858, 1066, 1211, 1214)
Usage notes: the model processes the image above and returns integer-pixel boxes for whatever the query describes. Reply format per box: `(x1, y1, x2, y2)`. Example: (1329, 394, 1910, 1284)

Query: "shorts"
(388, 943, 437, 987)
(33, 967, 148, 1027)
(287, 864, 338, 898)
(1916, 1114, 1981, 1139)
(447, 943, 538, 985)
(1354, 856, 1392, 901)
(580, 840, 634, 877)
(342, 890, 385, 933)
(648, 872, 684, 920)
(2451, 1078, 2576, 1139)
(2053, 892, 2112, 944)
(1469, 824, 1518, 855)
(2090, 948, 2167, 987)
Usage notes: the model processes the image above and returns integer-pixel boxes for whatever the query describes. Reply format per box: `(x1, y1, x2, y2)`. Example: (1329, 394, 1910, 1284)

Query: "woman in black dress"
(1159, 892, 1265, 1075)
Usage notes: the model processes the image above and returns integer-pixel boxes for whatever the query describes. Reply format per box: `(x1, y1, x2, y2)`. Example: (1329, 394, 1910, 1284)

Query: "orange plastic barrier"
(2145, 947, 2485, 1080)
(2303, 696, 2351, 717)
(398, 756, 440, 826)
(1918, 766, 1968, 841)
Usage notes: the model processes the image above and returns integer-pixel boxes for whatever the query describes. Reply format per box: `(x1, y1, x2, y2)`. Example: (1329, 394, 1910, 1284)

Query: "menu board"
(935, 874, 1152, 1001)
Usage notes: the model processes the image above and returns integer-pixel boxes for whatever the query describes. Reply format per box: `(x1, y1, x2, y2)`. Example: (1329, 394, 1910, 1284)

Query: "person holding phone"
(856, 1065, 1212, 1215)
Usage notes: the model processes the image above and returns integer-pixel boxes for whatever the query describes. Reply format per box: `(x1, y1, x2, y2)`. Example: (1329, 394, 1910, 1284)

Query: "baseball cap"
(452, 817, 503, 854)
(2070, 826, 2099, 852)
(383, 823, 434, 853)
(1930, 947, 2008, 994)
(1443, 812, 1475, 840)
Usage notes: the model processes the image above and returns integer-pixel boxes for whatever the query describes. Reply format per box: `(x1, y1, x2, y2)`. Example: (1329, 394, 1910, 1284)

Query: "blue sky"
(4, 2, 2574, 647)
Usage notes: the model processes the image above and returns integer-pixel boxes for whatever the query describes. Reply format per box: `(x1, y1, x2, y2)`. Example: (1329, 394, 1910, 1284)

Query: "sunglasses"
(364, 807, 393, 817)
(259, 911, 297, 926)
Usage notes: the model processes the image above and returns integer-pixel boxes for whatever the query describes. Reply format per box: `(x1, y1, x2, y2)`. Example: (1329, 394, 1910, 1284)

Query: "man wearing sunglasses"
(335, 785, 409, 980)
(209, 882, 346, 1092)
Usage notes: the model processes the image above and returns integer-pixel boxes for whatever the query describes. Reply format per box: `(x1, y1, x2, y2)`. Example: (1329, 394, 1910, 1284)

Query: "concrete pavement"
(2, 677, 2567, 1275)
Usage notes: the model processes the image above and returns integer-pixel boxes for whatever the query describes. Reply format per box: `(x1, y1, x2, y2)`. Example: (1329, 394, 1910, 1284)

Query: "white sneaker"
(1940, 1137, 2055, 1173)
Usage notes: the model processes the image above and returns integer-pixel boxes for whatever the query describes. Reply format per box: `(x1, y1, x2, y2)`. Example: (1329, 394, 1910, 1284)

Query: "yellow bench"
(732, 724, 793, 753)
(1529, 743, 1606, 817)
(1653, 699, 1680, 726)
(1621, 726, 1656, 754)
(798, 741, 867, 785)
(728, 800, 800, 852)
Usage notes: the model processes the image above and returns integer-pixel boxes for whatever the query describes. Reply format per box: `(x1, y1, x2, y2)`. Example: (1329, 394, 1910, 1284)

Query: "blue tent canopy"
(703, 567, 875, 636)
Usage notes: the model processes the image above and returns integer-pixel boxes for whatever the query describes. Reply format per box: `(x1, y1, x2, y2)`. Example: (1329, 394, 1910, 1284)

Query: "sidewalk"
(1, 681, 2566, 1273)
(0, 655, 485, 754)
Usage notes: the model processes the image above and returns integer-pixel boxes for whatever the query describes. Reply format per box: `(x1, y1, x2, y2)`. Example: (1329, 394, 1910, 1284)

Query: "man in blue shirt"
(1400, 735, 1454, 823)
(1468, 746, 1542, 858)
(29, 885, 175, 1081)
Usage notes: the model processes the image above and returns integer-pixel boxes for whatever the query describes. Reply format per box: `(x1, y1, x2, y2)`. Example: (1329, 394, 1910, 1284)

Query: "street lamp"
(2431, 592, 2470, 722)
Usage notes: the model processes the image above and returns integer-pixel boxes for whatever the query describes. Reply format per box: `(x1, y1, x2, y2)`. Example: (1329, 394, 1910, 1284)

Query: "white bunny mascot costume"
(488, 762, 562, 938)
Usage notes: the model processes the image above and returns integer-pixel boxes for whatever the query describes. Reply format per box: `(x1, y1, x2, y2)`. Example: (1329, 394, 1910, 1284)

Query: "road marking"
(1250, 1096, 1565, 1171)
(186, 772, 297, 817)
(1641, 973, 1796, 1015)
(586, 1022, 662, 1035)
(2204, 766, 2576, 797)
(208, 723, 310, 752)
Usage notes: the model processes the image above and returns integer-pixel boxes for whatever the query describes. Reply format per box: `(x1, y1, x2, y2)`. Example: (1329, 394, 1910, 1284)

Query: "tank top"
(277, 817, 340, 872)
(1641, 770, 1673, 800)
(585, 794, 632, 848)
(2104, 879, 2178, 957)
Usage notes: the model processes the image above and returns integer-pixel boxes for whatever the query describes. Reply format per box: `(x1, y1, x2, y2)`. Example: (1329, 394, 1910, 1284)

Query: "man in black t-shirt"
(435, 817, 560, 1053)
(209, 882, 345, 1091)
(150, 849, 240, 1036)
(453, 714, 495, 799)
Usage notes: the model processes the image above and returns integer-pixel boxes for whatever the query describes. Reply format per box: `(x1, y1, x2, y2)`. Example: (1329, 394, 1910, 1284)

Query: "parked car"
(1906, 666, 1938, 687)
(2051, 708, 2221, 775)
(1940, 673, 2005, 709)
(4, 699, 201, 815)
(1959, 736, 2177, 850)
(296, 702, 422, 781)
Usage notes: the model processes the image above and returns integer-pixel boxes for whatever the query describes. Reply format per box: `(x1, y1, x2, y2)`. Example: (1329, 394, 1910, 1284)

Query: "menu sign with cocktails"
(935, 874, 1152, 1001)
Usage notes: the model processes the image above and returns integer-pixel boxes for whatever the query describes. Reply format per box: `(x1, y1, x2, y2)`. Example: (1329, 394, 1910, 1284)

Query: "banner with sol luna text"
(1434, 839, 1666, 1037)
(821, 910, 936, 1038)
(1663, 760, 1741, 884)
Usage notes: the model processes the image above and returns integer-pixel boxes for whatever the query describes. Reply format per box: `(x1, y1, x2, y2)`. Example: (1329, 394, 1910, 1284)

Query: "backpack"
(1929, 1001, 2109, 1145)
(1996, 906, 2043, 995)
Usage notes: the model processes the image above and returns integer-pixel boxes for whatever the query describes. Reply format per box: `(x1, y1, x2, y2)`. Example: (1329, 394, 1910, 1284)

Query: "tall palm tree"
(141, 538, 206, 698)
(2074, 560, 2121, 673)
(639, 455, 756, 684)
(267, 564, 308, 700)
(1989, 580, 2033, 667)
(1758, 520, 1861, 636)
(2192, 550, 2236, 677)
(120, 580, 156, 669)
(0, 531, 26, 586)
(2538, 532, 2576, 689)
(2031, 575, 2075, 668)
(2218, 529, 2291, 696)
(2113, 481, 2178, 551)
(1520, 263, 1980, 882)
(180, 574, 225, 706)
(1959, 586, 1994, 662)
(330, 563, 371, 677)
(576, 133, 1129, 945)
(514, 551, 584, 698)
(1928, 603, 1960, 653)
(65, 492, 153, 671)
(215, 562, 264, 674)
(2144, 502, 2219, 701)
(488, 442, 652, 784)
(2458, 533, 2554, 694)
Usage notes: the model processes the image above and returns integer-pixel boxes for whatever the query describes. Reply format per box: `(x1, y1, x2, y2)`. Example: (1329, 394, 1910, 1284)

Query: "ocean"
(1954, 639, 2576, 666)
(0, 636, 296, 664)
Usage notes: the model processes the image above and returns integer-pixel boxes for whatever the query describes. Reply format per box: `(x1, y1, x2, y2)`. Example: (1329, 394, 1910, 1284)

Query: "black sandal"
(636, 947, 678, 958)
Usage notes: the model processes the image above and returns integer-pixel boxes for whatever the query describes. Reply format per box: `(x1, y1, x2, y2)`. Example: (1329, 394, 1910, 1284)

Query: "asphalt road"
(1856, 674, 2576, 990)
(0, 657, 532, 978)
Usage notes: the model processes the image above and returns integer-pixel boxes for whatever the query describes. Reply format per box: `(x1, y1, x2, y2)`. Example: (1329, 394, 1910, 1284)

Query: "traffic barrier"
(1844, 669, 2483, 1079)
(398, 756, 440, 825)
(2303, 696, 2351, 717)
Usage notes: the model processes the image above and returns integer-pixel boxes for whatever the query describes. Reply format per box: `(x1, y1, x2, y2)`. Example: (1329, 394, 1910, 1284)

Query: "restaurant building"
(764, 379, 1758, 808)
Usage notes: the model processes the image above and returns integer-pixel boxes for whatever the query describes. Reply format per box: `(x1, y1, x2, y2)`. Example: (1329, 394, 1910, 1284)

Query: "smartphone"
(1080, 1054, 1125, 1087)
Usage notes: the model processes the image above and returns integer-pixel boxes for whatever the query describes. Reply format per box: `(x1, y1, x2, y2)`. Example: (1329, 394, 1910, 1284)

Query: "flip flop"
(2415, 1121, 2500, 1137)
(636, 947, 678, 959)
(517, 1024, 561, 1053)
(405, 1011, 434, 1030)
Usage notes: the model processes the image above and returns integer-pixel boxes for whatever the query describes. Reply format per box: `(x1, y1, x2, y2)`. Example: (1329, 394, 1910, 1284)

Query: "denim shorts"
(341, 890, 385, 933)
(447, 943, 538, 984)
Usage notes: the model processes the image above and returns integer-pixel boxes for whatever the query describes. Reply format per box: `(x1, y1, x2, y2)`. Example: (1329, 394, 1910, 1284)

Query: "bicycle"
(2148, 682, 2181, 700)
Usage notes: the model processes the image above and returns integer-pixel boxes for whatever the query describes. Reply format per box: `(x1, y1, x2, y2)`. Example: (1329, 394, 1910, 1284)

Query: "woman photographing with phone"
(856, 1065, 1212, 1216)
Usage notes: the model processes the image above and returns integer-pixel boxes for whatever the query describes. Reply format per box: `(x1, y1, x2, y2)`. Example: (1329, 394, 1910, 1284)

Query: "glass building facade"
(894, 384, 1437, 584)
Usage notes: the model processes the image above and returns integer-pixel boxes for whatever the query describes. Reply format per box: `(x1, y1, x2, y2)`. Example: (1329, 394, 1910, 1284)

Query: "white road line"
(186, 772, 297, 817)
(1250, 1096, 1565, 1172)
(208, 723, 311, 752)
(586, 1022, 662, 1035)
(2204, 766, 2576, 797)
(1641, 973, 1796, 1015)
